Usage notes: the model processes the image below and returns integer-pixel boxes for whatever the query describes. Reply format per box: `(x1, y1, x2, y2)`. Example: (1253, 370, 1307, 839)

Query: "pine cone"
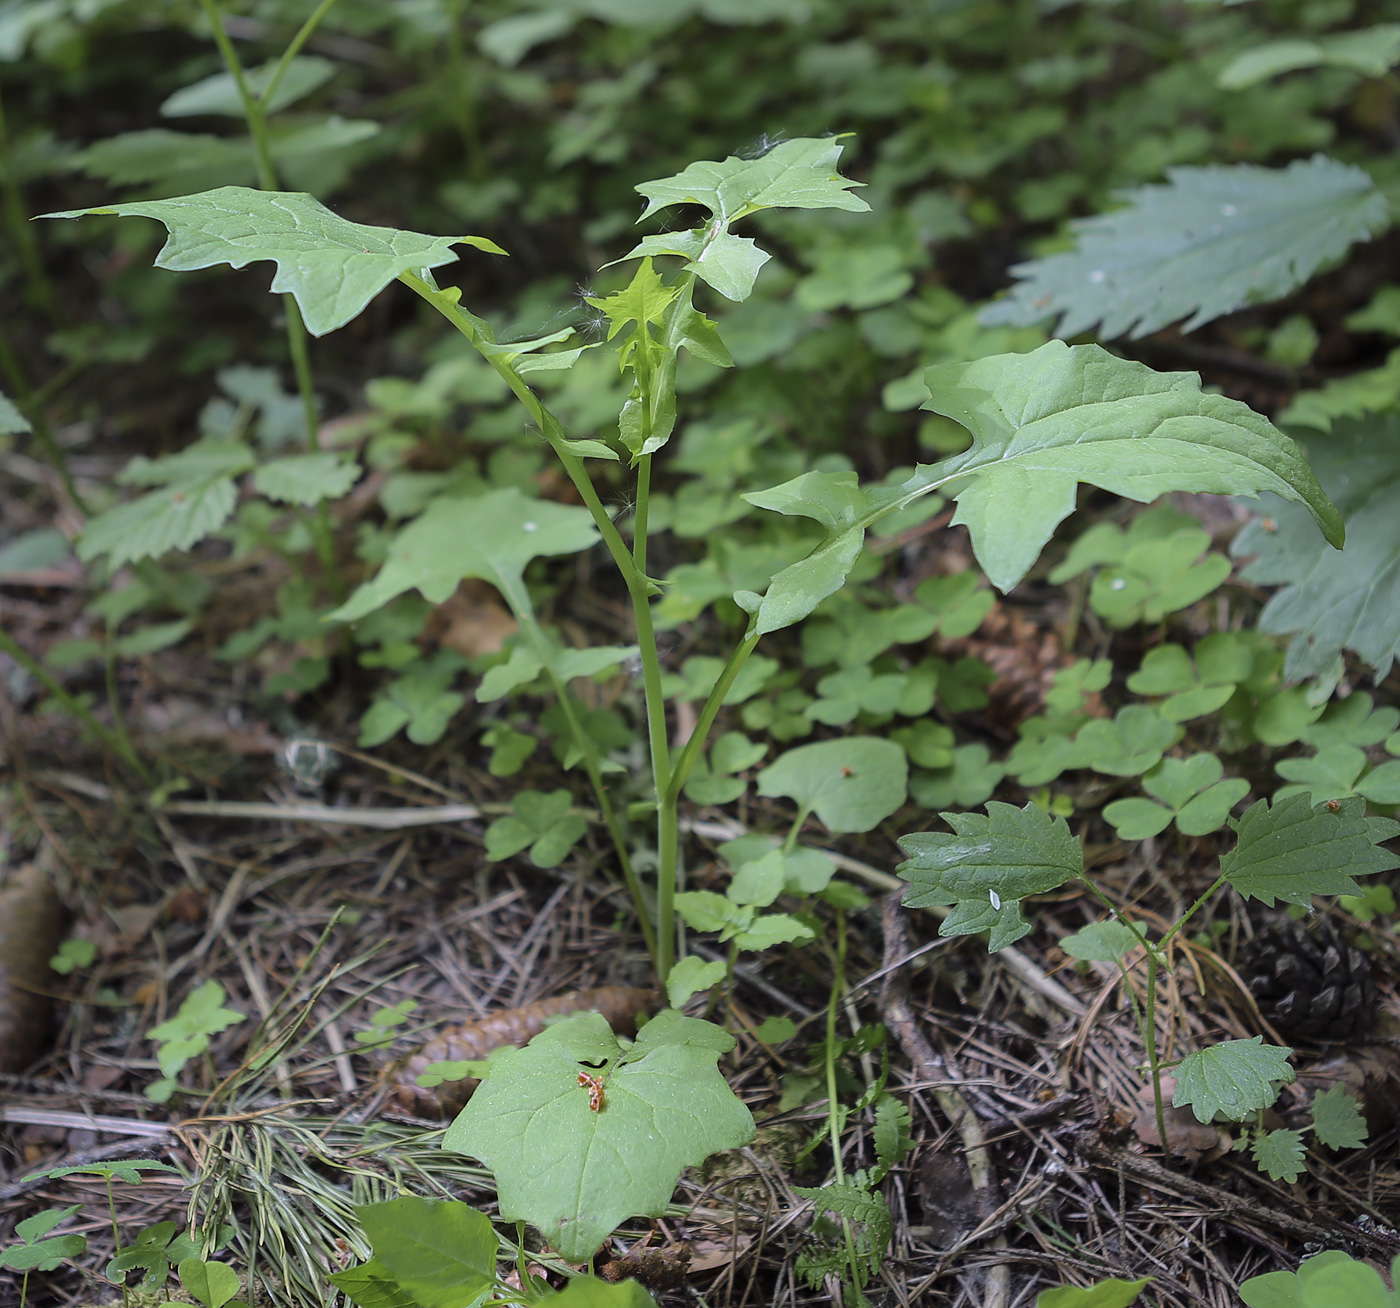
(1238, 919, 1375, 1042)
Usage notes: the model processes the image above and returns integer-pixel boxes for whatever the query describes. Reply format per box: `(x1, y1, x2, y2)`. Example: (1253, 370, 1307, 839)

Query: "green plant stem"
(1076, 873, 1191, 1153)
(0, 625, 152, 784)
(822, 909, 863, 1292)
(1156, 872, 1230, 950)
(258, 0, 342, 110)
(664, 628, 760, 807)
(397, 274, 646, 593)
(512, 606, 658, 969)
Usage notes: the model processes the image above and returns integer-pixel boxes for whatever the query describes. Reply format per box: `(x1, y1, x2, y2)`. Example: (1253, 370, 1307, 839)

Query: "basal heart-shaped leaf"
(442, 1013, 753, 1261)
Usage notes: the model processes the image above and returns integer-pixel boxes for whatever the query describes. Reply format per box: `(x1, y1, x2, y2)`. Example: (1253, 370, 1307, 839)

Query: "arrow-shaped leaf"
(41, 188, 504, 336)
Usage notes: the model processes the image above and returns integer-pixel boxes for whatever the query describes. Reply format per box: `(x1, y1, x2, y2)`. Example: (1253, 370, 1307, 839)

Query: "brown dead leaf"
(1131, 1076, 1231, 1162)
(0, 864, 67, 1073)
(1296, 1049, 1400, 1137)
(913, 1146, 980, 1248)
(598, 1240, 692, 1292)
(687, 1233, 752, 1274)
(430, 579, 518, 658)
(165, 886, 208, 926)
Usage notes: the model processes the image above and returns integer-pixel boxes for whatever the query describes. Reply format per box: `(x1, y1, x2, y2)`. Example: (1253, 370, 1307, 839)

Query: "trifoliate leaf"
(1251, 1129, 1307, 1183)
(1220, 794, 1400, 908)
(1061, 920, 1144, 963)
(757, 737, 908, 833)
(980, 157, 1390, 340)
(919, 342, 1342, 591)
(1233, 414, 1400, 679)
(42, 188, 504, 336)
(733, 913, 815, 950)
(898, 802, 1083, 951)
(1035, 1278, 1152, 1308)
(1077, 706, 1182, 777)
(328, 488, 598, 625)
(1239, 1251, 1373, 1308)
(484, 790, 587, 868)
(1104, 753, 1250, 839)
(1172, 1037, 1294, 1123)
(442, 1012, 754, 1262)
(1310, 1085, 1369, 1151)
(253, 453, 359, 506)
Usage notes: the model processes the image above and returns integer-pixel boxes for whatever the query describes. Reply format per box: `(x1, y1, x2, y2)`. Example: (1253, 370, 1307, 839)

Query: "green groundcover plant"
(36, 133, 1356, 1274)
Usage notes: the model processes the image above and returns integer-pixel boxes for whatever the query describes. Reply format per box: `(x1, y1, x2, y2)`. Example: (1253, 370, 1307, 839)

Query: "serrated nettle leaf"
(329, 488, 597, 625)
(1061, 919, 1144, 963)
(916, 342, 1341, 592)
(1220, 794, 1400, 908)
(79, 477, 241, 568)
(443, 1012, 753, 1261)
(898, 802, 1084, 952)
(1172, 1037, 1294, 1123)
(1251, 1128, 1307, 1183)
(757, 737, 908, 833)
(41, 189, 504, 337)
(980, 156, 1391, 340)
(1310, 1084, 1369, 1151)
(253, 453, 359, 506)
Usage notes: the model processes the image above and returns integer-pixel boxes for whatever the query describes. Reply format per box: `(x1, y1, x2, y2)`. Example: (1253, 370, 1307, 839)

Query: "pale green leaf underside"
(981, 156, 1390, 340)
(40, 188, 504, 336)
(1233, 414, 1400, 679)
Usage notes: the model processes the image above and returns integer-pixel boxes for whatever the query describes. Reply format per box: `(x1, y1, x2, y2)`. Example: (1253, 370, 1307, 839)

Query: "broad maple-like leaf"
(980, 156, 1389, 340)
(897, 802, 1083, 951)
(41, 188, 504, 336)
(442, 1012, 753, 1261)
(1220, 793, 1400, 908)
(918, 341, 1342, 590)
